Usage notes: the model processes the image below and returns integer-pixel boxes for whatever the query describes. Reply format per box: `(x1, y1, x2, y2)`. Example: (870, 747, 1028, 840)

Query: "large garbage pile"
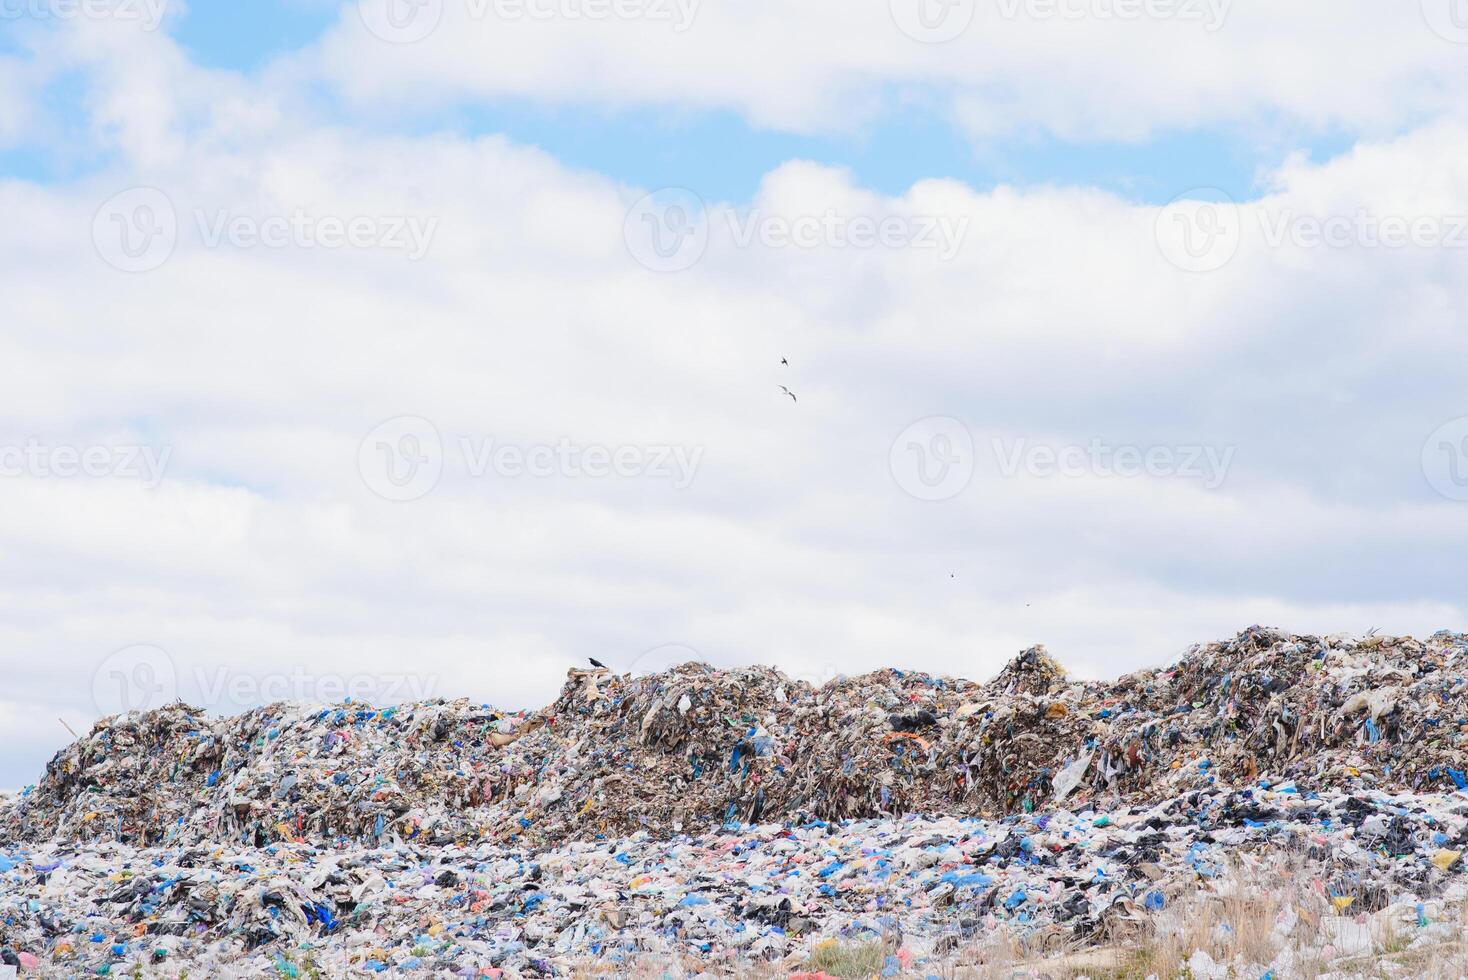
(4, 699, 537, 848)
(7, 627, 1468, 851)
(7, 626, 1468, 976)
(5, 787, 1468, 977)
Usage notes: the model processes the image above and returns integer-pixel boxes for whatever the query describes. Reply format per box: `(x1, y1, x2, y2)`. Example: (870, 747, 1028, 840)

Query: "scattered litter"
(4, 626, 1468, 975)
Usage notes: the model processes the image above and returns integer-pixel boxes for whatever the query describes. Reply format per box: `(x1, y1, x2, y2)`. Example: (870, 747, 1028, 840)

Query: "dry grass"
(574, 855, 1468, 978)
(802, 939, 891, 978)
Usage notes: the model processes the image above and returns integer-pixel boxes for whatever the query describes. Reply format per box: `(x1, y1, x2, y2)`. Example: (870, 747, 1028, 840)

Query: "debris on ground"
(5, 626, 1468, 976)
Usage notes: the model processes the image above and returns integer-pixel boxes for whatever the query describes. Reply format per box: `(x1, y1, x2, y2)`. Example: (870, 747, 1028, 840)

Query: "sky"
(2, 0, 1468, 789)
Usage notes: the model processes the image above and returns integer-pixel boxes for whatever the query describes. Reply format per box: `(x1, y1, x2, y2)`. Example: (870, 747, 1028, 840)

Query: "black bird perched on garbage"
(588, 657, 607, 669)
(890, 709, 939, 733)
(779, 385, 797, 403)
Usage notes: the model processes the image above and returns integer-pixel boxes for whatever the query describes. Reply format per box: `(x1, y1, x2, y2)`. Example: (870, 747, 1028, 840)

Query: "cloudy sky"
(2, 0, 1467, 788)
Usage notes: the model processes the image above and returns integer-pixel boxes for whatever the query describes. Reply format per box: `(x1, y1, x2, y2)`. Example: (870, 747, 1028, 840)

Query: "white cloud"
(314, 1, 1468, 141)
(0, 56, 40, 148)
(2, 18, 1467, 788)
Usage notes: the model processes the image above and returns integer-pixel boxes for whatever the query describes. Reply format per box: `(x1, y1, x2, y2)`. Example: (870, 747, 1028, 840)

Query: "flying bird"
(779, 385, 797, 403)
(780, 358, 788, 366)
(588, 657, 608, 669)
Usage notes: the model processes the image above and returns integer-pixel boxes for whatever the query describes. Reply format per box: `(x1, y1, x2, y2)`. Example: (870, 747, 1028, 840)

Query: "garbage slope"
(6, 626, 1468, 850)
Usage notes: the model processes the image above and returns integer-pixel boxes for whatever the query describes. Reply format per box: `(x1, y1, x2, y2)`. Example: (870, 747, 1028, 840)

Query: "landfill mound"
(6, 626, 1468, 851)
(5, 790, 1468, 977)
(7, 627, 1468, 977)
